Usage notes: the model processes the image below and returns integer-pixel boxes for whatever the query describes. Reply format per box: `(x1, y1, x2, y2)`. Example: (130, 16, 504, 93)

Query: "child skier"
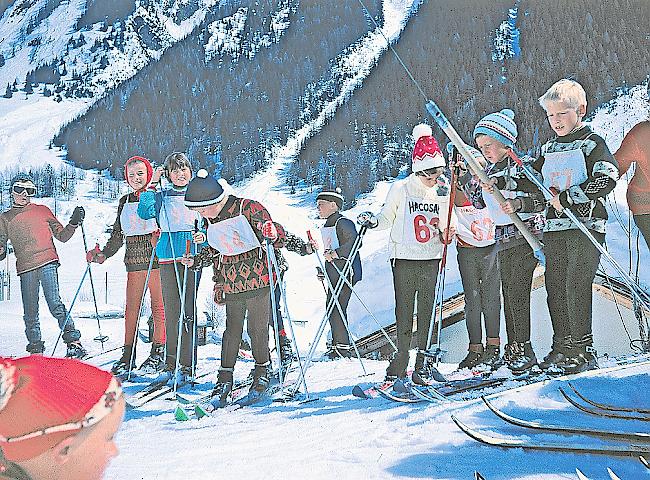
(86, 156, 166, 376)
(533, 79, 619, 374)
(0, 173, 87, 358)
(449, 146, 502, 370)
(0, 355, 124, 480)
(137, 152, 203, 382)
(181, 170, 286, 407)
(358, 125, 454, 385)
(316, 188, 362, 359)
(473, 109, 546, 373)
(614, 120, 650, 250)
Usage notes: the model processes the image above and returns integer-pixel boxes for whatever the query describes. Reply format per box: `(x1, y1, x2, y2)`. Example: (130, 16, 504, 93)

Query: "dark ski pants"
(457, 245, 501, 345)
(19, 262, 80, 351)
(326, 280, 352, 346)
(634, 214, 650, 252)
(160, 263, 201, 369)
(498, 243, 537, 344)
(388, 258, 440, 375)
(544, 229, 603, 350)
(222, 288, 271, 369)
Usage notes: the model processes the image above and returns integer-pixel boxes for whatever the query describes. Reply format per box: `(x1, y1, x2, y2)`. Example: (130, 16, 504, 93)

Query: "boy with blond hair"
(533, 79, 619, 374)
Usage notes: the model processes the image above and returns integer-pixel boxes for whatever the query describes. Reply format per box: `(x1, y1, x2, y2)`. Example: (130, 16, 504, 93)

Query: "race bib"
(483, 190, 517, 226)
(120, 202, 158, 236)
(454, 205, 495, 247)
(320, 225, 340, 251)
(542, 149, 588, 192)
(207, 214, 261, 256)
(160, 195, 199, 233)
(401, 195, 443, 245)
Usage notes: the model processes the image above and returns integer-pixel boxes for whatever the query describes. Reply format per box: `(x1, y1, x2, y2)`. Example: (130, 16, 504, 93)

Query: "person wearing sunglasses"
(357, 124, 455, 386)
(0, 174, 87, 358)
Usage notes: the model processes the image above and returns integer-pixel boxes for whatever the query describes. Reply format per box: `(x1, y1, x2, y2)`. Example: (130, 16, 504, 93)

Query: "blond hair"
(538, 79, 587, 111)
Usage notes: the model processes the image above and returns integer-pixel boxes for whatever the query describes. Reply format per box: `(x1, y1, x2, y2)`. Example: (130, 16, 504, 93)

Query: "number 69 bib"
(207, 214, 261, 256)
(401, 195, 443, 245)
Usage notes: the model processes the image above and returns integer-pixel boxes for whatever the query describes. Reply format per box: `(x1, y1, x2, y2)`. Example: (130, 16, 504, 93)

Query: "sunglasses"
(12, 185, 36, 196)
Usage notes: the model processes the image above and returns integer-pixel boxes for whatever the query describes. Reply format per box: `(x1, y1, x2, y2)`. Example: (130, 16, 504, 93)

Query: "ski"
(559, 387, 650, 421)
(83, 345, 123, 361)
(351, 380, 395, 399)
(607, 467, 621, 480)
(640, 455, 649, 469)
(452, 415, 650, 456)
(125, 369, 216, 410)
(375, 380, 427, 404)
(568, 382, 650, 415)
(575, 469, 590, 480)
(410, 384, 447, 402)
(482, 396, 650, 442)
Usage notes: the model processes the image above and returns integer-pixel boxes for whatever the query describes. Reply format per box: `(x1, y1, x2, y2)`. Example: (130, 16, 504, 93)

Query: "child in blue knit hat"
(532, 79, 619, 374)
(474, 109, 546, 373)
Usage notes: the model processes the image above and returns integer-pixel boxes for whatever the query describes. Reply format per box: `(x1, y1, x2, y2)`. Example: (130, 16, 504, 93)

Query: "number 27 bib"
(207, 215, 261, 256)
(401, 195, 442, 245)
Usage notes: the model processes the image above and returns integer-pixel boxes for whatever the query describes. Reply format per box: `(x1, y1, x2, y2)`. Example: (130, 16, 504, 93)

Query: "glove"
(260, 220, 278, 241)
(357, 211, 378, 228)
(86, 244, 106, 264)
(316, 266, 325, 281)
(214, 283, 225, 305)
(70, 206, 85, 226)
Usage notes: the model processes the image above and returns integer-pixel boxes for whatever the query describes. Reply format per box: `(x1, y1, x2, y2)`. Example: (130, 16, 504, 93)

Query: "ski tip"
(351, 385, 369, 399)
(607, 467, 621, 480)
(194, 404, 209, 419)
(640, 455, 649, 469)
(174, 406, 190, 421)
(575, 468, 590, 480)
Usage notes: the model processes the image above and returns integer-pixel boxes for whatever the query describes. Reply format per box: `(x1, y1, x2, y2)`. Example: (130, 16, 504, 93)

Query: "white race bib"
(542, 149, 588, 192)
(454, 205, 495, 247)
(207, 214, 261, 256)
(483, 190, 517, 226)
(401, 195, 443, 245)
(121, 202, 158, 236)
(320, 225, 340, 251)
(160, 195, 199, 233)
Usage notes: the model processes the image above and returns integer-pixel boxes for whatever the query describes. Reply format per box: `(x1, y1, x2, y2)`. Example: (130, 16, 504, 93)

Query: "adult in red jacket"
(615, 120, 650, 250)
(0, 174, 86, 357)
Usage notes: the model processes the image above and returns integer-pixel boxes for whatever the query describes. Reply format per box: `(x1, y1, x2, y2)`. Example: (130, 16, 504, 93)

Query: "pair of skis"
(125, 369, 215, 410)
(454, 385, 650, 456)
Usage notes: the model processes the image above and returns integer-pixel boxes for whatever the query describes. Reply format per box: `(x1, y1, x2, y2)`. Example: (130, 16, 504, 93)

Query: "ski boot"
(412, 351, 446, 386)
(478, 344, 502, 370)
(556, 346, 598, 375)
(279, 335, 295, 367)
(65, 341, 87, 359)
(111, 346, 137, 376)
(138, 343, 166, 374)
(502, 342, 516, 366)
(209, 370, 234, 410)
(509, 341, 538, 373)
(26, 340, 45, 355)
(250, 363, 272, 394)
(539, 338, 571, 371)
(458, 344, 484, 370)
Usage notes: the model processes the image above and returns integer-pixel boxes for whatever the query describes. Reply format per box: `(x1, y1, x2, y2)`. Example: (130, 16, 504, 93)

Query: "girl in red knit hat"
(0, 355, 124, 480)
(86, 156, 166, 377)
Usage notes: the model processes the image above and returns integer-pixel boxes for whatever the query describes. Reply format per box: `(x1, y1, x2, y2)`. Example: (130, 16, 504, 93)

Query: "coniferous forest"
(53, 0, 650, 204)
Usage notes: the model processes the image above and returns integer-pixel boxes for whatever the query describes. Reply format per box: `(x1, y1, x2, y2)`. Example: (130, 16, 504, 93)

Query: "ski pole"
(506, 149, 650, 311)
(50, 264, 90, 355)
(425, 166, 457, 360)
(425, 100, 546, 266)
(267, 246, 311, 400)
(126, 245, 157, 381)
(191, 219, 200, 380)
(173, 240, 191, 396)
(80, 221, 108, 345)
(328, 260, 397, 352)
(310, 239, 368, 376)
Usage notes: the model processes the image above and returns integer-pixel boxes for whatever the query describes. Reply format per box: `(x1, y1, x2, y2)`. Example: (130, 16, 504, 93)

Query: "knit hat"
(124, 155, 154, 190)
(412, 124, 445, 173)
(10, 173, 35, 189)
(184, 169, 226, 208)
(473, 109, 518, 148)
(0, 355, 122, 462)
(316, 187, 344, 209)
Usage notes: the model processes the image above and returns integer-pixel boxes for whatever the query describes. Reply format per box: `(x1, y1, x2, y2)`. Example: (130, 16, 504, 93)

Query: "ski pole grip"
(194, 219, 199, 233)
(185, 239, 191, 255)
(307, 230, 314, 242)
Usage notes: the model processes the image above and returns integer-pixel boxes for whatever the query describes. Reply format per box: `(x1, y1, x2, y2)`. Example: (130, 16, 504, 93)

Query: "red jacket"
(616, 121, 650, 215)
(0, 203, 77, 275)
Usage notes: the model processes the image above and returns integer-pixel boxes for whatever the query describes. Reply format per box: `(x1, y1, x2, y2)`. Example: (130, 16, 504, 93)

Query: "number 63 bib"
(401, 195, 444, 245)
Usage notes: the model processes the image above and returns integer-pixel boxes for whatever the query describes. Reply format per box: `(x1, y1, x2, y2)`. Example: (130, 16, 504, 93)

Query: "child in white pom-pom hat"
(357, 124, 455, 385)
